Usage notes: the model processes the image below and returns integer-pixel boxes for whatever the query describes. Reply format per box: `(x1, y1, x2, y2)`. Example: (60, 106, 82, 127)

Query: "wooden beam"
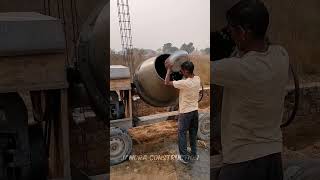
(136, 111, 179, 126)
(110, 79, 131, 91)
(0, 54, 68, 93)
(60, 88, 71, 179)
(48, 89, 71, 179)
(129, 90, 132, 119)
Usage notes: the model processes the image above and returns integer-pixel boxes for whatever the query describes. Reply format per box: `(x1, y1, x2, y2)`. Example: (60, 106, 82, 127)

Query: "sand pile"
(283, 142, 320, 160)
(128, 120, 178, 144)
(133, 99, 168, 117)
(298, 141, 320, 158)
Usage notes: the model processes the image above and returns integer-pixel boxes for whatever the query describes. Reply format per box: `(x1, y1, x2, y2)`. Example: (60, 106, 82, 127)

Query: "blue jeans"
(178, 110, 198, 161)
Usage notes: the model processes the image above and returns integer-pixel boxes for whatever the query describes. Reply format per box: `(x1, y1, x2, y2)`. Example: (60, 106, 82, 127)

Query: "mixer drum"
(133, 54, 183, 107)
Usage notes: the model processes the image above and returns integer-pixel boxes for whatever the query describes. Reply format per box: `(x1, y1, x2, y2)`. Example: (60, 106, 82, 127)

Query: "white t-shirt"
(211, 45, 289, 164)
(173, 76, 201, 113)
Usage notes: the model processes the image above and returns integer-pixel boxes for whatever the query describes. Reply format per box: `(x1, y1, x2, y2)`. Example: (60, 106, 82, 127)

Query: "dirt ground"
(110, 120, 210, 180)
(128, 120, 178, 145)
(282, 112, 320, 160)
(70, 74, 210, 176)
(111, 88, 210, 180)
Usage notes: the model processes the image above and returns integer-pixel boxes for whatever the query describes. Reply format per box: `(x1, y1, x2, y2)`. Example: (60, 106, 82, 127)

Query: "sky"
(110, 0, 210, 51)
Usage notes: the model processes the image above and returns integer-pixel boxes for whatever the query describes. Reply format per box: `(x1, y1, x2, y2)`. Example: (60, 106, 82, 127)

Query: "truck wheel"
(28, 124, 48, 180)
(198, 113, 210, 141)
(283, 159, 320, 180)
(0, 93, 30, 180)
(110, 127, 132, 165)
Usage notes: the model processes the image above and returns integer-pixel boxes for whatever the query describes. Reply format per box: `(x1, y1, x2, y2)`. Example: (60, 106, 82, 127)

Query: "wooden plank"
(124, 97, 129, 118)
(0, 54, 67, 92)
(139, 111, 179, 121)
(0, 82, 68, 93)
(49, 105, 62, 178)
(110, 79, 131, 91)
(60, 89, 71, 179)
(17, 90, 36, 125)
(123, 90, 131, 118)
(129, 90, 132, 119)
(137, 111, 179, 126)
(48, 89, 71, 179)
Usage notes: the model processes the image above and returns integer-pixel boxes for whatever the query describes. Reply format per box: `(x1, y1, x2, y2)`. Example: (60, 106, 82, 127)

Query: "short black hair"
(226, 0, 269, 39)
(181, 61, 194, 74)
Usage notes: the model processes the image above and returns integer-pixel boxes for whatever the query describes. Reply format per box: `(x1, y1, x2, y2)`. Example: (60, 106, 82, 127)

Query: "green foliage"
(180, 42, 195, 53)
(162, 43, 179, 54)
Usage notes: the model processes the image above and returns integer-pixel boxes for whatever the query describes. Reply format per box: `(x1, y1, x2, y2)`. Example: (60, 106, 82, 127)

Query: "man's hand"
(164, 68, 173, 86)
(164, 59, 174, 86)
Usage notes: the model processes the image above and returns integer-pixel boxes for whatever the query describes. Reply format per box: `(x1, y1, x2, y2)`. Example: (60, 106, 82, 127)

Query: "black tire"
(0, 93, 48, 180)
(28, 124, 48, 180)
(110, 127, 132, 166)
(0, 93, 30, 180)
(198, 112, 210, 141)
(283, 159, 320, 180)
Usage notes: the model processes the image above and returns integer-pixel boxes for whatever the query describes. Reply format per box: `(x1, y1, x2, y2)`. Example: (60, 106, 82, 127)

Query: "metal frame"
(117, 0, 134, 77)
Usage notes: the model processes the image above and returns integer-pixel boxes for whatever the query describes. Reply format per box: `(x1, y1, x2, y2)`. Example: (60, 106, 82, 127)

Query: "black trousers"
(212, 153, 283, 180)
(178, 110, 198, 161)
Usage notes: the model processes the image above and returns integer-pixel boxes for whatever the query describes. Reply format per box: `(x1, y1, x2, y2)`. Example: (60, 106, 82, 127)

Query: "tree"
(162, 43, 179, 54)
(156, 48, 162, 54)
(201, 47, 210, 55)
(110, 48, 117, 55)
(180, 42, 195, 53)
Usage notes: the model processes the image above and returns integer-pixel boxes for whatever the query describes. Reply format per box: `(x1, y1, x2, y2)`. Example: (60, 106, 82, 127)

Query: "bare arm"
(211, 57, 274, 88)
(164, 68, 173, 86)
(164, 59, 174, 86)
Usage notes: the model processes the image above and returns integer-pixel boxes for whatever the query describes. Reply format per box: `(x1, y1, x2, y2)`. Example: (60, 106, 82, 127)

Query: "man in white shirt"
(211, 0, 288, 179)
(164, 61, 201, 164)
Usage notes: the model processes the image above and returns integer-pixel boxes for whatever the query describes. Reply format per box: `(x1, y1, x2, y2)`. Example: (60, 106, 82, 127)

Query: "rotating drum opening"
(154, 54, 183, 81)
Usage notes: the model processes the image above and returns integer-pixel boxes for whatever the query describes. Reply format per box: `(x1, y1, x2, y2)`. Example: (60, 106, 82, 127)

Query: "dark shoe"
(178, 157, 189, 164)
(187, 151, 199, 161)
